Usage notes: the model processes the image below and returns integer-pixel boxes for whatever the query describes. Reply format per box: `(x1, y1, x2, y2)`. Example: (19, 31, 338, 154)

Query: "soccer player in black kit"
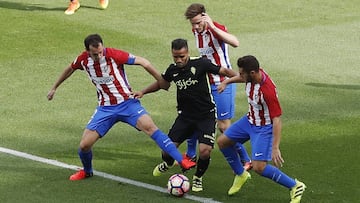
(134, 38, 237, 192)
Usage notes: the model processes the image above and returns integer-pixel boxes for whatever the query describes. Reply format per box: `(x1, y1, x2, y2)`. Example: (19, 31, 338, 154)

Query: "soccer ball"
(167, 174, 190, 197)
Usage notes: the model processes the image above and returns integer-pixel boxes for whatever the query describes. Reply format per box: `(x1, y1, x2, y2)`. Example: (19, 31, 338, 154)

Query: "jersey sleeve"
(161, 65, 174, 82)
(262, 81, 282, 119)
(70, 52, 87, 70)
(212, 22, 227, 40)
(201, 58, 221, 74)
(106, 48, 130, 65)
(214, 22, 227, 32)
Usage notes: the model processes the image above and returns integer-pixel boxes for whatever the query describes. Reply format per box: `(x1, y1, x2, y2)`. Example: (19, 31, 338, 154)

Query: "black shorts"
(168, 115, 216, 147)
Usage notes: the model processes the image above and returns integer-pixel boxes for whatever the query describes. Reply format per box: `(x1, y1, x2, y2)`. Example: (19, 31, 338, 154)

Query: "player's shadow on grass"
(306, 83, 360, 90)
(0, 1, 63, 11)
(0, 1, 100, 12)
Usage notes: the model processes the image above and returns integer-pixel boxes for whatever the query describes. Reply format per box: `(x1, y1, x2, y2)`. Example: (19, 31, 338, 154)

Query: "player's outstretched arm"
(134, 77, 170, 98)
(47, 66, 75, 101)
(132, 81, 160, 99)
(219, 67, 238, 78)
(133, 56, 163, 82)
(217, 75, 243, 93)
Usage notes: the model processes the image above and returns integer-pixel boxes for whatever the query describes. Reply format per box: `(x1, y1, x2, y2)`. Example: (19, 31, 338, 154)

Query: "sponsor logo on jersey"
(175, 77, 198, 90)
(92, 76, 115, 84)
(199, 47, 214, 56)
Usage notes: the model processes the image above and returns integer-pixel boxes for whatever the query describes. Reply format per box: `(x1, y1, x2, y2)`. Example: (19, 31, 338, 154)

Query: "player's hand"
(131, 91, 144, 99)
(272, 148, 284, 168)
(217, 82, 226, 93)
(201, 13, 215, 29)
(47, 89, 56, 101)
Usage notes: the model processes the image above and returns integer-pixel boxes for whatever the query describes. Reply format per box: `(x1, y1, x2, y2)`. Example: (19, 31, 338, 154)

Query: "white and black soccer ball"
(167, 174, 190, 197)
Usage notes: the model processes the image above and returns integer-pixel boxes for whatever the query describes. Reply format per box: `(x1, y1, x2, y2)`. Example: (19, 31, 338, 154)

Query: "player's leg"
(191, 118, 215, 192)
(219, 118, 251, 169)
(184, 132, 198, 161)
(251, 125, 306, 202)
(214, 83, 236, 133)
(234, 142, 252, 170)
(150, 116, 197, 176)
(217, 83, 252, 169)
(217, 116, 251, 195)
(70, 106, 114, 180)
(217, 135, 251, 195)
(136, 114, 184, 163)
(152, 146, 179, 177)
(192, 142, 212, 192)
(119, 99, 181, 163)
(251, 125, 296, 186)
(123, 99, 194, 170)
(151, 119, 188, 177)
(183, 78, 235, 163)
(253, 160, 306, 202)
(219, 118, 252, 170)
(215, 83, 249, 169)
(64, 0, 80, 15)
(258, 161, 306, 202)
(69, 129, 99, 180)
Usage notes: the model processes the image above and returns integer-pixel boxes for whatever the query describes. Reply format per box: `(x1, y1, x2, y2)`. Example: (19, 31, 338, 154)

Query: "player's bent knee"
(252, 161, 266, 174)
(216, 134, 230, 149)
(79, 142, 92, 152)
(144, 126, 159, 136)
(79, 130, 99, 151)
(198, 147, 212, 158)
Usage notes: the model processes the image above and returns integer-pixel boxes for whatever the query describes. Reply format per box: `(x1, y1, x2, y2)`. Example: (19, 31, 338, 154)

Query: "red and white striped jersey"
(245, 69, 282, 126)
(193, 22, 232, 85)
(70, 48, 134, 106)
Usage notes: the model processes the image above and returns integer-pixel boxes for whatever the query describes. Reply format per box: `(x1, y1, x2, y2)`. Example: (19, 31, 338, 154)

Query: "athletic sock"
(220, 146, 244, 175)
(186, 133, 197, 158)
(261, 164, 296, 188)
(78, 149, 93, 174)
(194, 157, 210, 177)
(151, 129, 182, 163)
(235, 142, 251, 162)
(162, 153, 175, 166)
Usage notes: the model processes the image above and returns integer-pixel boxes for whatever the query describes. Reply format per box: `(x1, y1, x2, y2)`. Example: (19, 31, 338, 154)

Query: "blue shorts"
(224, 115, 273, 161)
(86, 99, 148, 137)
(211, 83, 236, 120)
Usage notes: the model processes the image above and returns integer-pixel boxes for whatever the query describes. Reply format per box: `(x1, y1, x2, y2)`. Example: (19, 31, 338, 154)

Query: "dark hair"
(184, 3, 206, 19)
(171, 38, 188, 51)
(84, 34, 103, 51)
(237, 55, 260, 73)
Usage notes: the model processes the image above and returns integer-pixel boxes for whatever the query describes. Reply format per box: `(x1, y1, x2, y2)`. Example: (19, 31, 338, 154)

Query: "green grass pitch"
(0, 0, 359, 202)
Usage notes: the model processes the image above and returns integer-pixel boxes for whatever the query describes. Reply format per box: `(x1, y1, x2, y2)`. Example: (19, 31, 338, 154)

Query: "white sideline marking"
(0, 147, 222, 203)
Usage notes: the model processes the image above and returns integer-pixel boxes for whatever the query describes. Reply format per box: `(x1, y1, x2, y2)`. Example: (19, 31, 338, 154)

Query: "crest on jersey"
(191, 67, 196, 75)
(102, 65, 110, 74)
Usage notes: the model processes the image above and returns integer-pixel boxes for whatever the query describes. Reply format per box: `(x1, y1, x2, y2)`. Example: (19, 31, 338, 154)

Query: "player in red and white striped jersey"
(184, 3, 252, 171)
(47, 34, 195, 181)
(217, 55, 306, 202)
